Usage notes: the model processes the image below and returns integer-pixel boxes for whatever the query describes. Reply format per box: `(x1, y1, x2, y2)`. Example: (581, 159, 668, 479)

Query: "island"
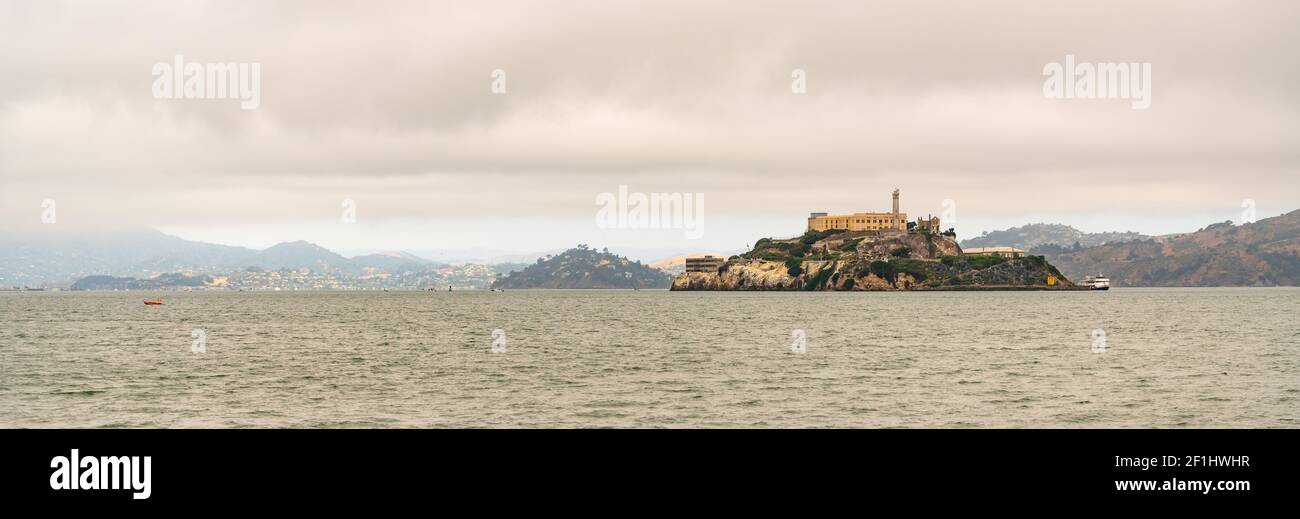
(491, 245, 672, 289)
(672, 190, 1081, 291)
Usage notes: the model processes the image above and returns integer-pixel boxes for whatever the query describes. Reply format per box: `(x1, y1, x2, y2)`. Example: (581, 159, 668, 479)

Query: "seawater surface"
(1, 289, 1297, 428)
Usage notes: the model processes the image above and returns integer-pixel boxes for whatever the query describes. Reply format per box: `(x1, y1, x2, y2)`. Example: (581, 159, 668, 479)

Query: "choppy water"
(1, 289, 1297, 428)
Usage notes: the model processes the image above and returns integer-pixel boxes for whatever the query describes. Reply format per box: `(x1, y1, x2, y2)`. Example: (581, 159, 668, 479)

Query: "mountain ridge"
(1037, 210, 1300, 286)
(960, 223, 1151, 250)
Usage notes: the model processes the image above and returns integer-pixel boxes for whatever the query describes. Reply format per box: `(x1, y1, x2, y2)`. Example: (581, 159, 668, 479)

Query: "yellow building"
(806, 189, 907, 232)
(685, 255, 726, 273)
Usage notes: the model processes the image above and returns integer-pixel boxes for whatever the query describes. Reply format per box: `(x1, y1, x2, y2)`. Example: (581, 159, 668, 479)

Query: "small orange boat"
(143, 300, 163, 305)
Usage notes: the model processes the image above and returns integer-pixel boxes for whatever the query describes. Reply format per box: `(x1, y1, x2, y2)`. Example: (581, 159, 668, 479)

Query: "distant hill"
(0, 228, 438, 286)
(351, 251, 434, 272)
(254, 240, 360, 274)
(490, 245, 672, 289)
(0, 228, 260, 286)
(961, 223, 1150, 250)
(1039, 210, 1300, 286)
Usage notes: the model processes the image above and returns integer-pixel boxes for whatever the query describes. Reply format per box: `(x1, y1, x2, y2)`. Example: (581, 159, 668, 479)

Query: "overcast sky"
(1, 0, 1297, 255)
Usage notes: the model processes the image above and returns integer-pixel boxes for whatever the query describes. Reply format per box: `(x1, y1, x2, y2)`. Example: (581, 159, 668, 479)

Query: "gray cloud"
(1, 0, 1297, 243)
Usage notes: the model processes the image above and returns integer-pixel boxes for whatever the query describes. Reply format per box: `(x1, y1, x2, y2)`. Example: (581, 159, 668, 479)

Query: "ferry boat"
(1079, 275, 1111, 290)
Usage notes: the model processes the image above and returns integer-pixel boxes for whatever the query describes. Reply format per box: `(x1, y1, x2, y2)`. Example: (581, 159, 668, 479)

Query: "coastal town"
(6, 262, 511, 292)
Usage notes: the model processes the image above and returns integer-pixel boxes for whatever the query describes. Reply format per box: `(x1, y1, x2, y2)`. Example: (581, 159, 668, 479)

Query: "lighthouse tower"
(891, 189, 900, 230)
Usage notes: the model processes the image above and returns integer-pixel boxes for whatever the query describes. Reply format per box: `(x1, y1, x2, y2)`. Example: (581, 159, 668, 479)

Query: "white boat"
(1079, 275, 1111, 290)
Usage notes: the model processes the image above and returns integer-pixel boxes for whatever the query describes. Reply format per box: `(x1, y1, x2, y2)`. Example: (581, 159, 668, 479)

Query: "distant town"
(2, 263, 516, 292)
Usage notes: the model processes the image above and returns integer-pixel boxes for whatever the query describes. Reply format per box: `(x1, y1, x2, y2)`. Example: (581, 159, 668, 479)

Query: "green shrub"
(785, 258, 803, 277)
(806, 266, 834, 290)
(891, 258, 930, 281)
(966, 255, 1007, 270)
(869, 260, 896, 280)
(891, 246, 912, 258)
(801, 229, 834, 244)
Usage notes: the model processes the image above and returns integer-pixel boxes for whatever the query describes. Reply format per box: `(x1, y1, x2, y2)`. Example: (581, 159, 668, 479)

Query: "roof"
(963, 247, 1025, 254)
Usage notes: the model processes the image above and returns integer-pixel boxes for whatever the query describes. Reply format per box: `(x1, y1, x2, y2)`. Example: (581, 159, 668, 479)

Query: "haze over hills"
(1038, 210, 1300, 286)
(960, 224, 1151, 250)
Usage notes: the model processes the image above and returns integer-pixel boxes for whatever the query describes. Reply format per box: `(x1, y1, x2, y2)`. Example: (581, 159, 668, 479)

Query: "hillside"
(673, 230, 1075, 291)
(351, 251, 434, 272)
(490, 245, 672, 289)
(1040, 210, 1300, 286)
(961, 223, 1149, 250)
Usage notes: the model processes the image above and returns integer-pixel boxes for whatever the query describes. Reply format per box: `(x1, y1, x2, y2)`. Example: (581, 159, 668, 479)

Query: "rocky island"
(675, 189, 1081, 291)
(672, 230, 1079, 292)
